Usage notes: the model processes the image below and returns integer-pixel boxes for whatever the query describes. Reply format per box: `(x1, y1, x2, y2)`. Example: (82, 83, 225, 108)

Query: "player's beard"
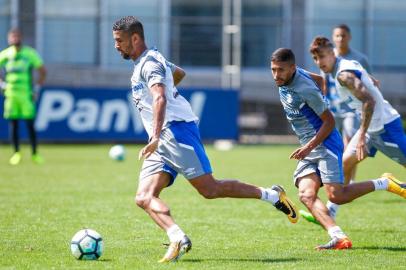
(121, 45, 133, 60)
(11, 41, 21, 47)
(275, 78, 287, 86)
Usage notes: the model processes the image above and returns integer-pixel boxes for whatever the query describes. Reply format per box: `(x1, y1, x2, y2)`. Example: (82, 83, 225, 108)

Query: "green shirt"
(0, 45, 43, 97)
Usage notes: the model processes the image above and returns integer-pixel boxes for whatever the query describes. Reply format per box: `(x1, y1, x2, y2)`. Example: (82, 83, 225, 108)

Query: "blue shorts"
(139, 121, 213, 186)
(346, 117, 406, 165)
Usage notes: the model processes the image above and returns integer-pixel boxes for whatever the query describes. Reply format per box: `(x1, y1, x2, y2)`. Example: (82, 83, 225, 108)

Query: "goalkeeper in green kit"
(0, 28, 46, 165)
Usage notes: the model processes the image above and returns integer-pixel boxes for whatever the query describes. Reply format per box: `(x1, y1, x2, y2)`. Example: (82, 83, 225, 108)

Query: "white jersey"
(130, 48, 198, 137)
(333, 58, 399, 133)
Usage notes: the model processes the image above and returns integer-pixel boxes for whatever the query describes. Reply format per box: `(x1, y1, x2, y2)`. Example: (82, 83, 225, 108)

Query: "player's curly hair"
(112, 16, 144, 40)
(309, 36, 334, 54)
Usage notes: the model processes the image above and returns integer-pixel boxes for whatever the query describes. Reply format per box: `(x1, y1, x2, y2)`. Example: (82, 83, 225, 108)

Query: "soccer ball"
(109, 144, 126, 161)
(70, 229, 103, 260)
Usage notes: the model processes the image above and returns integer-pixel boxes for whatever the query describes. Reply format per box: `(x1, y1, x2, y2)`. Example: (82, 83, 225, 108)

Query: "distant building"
(1, 0, 405, 135)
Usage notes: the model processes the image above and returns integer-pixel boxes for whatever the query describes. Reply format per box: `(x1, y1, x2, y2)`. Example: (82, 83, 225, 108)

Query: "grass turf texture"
(0, 144, 405, 270)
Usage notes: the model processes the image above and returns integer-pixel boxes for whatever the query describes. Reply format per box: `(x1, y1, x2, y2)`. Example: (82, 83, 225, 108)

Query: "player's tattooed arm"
(337, 71, 375, 132)
(338, 71, 376, 160)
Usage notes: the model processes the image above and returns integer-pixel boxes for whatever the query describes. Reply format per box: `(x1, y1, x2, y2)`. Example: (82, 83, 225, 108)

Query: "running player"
(112, 16, 298, 263)
(310, 36, 406, 181)
(301, 25, 373, 222)
(326, 24, 369, 148)
(0, 28, 46, 165)
(270, 47, 406, 250)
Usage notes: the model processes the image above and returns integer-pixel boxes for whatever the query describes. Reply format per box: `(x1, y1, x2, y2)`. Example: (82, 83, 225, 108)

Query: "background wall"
(0, 0, 405, 139)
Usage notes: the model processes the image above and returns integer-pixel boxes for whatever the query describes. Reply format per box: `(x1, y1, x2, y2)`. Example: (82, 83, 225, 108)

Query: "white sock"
(166, 224, 185, 243)
(372, 178, 389, 191)
(326, 201, 340, 220)
(259, 187, 279, 205)
(349, 179, 355, 184)
(327, 226, 347, 239)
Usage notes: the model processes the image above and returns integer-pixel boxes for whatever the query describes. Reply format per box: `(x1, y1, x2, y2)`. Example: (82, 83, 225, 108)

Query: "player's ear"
(131, 32, 141, 45)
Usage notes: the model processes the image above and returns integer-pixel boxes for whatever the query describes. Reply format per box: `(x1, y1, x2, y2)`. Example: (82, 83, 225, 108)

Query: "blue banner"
(0, 87, 238, 142)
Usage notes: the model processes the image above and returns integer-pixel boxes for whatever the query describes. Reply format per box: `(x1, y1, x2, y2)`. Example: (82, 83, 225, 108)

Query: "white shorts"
(139, 121, 212, 186)
(345, 117, 406, 165)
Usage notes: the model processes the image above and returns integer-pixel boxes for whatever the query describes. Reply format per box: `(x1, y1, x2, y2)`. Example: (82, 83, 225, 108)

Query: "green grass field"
(0, 144, 405, 270)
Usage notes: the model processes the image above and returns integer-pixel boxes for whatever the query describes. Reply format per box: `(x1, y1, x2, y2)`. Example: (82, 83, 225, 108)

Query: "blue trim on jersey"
(369, 117, 406, 158)
(169, 121, 212, 175)
(300, 104, 344, 154)
(300, 104, 344, 182)
(297, 68, 323, 92)
(297, 68, 313, 81)
(300, 104, 322, 130)
(341, 69, 362, 79)
(162, 164, 178, 187)
(334, 145, 344, 182)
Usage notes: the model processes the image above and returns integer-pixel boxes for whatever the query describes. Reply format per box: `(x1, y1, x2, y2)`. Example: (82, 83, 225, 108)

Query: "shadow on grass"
(98, 258, 113, 262)
(353, 246, 406, 252)
(183, 257, 301, 263)
(382, 199, 406, 204)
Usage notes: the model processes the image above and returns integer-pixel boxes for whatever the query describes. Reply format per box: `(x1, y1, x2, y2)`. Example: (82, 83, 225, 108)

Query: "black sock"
(26, 119, 37, 155)
(10, 120, 19, 153)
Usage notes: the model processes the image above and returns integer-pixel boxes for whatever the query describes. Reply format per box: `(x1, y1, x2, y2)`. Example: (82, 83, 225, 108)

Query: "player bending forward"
(112, 16, 298, 263)
(270, 48, 406, 250)
(301, 36, 406, 222)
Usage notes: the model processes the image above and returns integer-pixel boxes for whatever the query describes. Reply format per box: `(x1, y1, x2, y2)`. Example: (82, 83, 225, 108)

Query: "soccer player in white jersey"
(309, 36, 406, 218)
(112, 16, 298, 263)
(301, 25, 375, 223)
(270, 48, 406, 250)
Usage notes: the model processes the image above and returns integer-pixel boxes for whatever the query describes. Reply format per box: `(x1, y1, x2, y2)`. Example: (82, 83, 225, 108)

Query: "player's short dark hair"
(334, 24, 351, 34)
(112, 16, 144, 40)
(309, 36, 334, 54)
(8, 27, 21, 35)
(271, 48, 296, 64)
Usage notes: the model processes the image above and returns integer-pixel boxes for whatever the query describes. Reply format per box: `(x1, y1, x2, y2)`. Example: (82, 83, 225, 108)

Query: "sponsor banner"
(0, 87, 238, 141)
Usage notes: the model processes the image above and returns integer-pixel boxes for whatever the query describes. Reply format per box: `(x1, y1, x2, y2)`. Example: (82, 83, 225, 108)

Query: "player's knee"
(298, 190, 316, 207)
(198, 188, 218, 199)
(134, 193, 151, 209)
(326, 189, 347, 205)
(197, 182, 221, 199)
(343, 155, 358, 170)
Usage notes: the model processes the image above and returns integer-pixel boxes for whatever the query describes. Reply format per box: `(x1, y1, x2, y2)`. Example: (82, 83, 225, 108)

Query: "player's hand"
(138, 137, 159, 160)
(356, 135, 368, 161)
(371, 77, 380, 88)
(32, 84, 41, 101)
(289, 145, 312, 160)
